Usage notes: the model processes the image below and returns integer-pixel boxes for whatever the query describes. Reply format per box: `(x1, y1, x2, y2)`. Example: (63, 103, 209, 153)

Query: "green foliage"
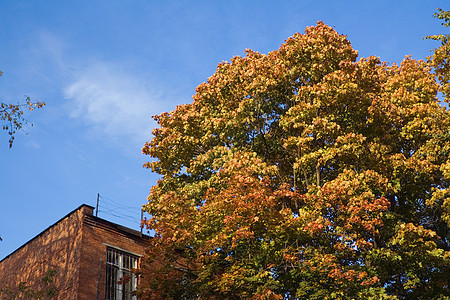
(426, 8, 450, 42)
(426, 8, 450, 102)
(140, 20, 450, 299)
(0, 70, 45, 148)
(0, 270, 59, 299)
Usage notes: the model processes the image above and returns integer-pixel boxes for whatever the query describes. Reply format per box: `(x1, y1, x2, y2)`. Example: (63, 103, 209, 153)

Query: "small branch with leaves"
(0, 71, 45, 148)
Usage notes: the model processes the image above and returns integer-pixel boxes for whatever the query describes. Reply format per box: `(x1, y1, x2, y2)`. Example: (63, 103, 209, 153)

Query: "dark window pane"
(105, 247, 139, 300)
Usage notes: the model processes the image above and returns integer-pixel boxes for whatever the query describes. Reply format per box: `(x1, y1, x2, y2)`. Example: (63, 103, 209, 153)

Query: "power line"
(94, 193, 150, 232)
(99, 195, 142, 210)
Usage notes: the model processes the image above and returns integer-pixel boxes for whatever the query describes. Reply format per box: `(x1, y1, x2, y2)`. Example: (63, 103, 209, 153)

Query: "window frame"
(104, 244, 141, 300)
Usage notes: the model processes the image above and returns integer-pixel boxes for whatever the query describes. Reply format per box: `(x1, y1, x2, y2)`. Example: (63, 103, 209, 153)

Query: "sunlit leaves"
(140, 20, 450, 299)
(0, 71, 45, 148)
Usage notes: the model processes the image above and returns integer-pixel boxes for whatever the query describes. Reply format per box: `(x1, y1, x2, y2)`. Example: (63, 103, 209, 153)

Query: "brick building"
(0, 204, 150, 299)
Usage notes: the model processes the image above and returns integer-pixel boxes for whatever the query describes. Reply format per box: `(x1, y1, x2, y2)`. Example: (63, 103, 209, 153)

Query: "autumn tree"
(0, 71, 45, 148)
(140, 21, 450, 299)
(427, 8, 450, 103)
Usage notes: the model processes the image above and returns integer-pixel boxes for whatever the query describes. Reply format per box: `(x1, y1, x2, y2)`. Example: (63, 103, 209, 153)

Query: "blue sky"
(0, 1, 448, 260)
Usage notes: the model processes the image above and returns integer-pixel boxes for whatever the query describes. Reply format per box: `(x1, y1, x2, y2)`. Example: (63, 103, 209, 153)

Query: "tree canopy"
(140, 21, 450, 299)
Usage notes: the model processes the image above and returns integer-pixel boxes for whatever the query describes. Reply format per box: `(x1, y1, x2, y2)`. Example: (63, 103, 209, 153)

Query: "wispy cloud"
(21, 30, 176, 148)
(25, 140, 42, 149)
(64, 62, 163, 145)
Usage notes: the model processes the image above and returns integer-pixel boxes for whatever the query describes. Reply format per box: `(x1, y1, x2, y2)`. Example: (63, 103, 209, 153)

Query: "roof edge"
(1, 204, 94, 263)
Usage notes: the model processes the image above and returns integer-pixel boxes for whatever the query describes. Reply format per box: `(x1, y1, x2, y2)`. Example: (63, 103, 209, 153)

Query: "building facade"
(0, 204, 150, 299)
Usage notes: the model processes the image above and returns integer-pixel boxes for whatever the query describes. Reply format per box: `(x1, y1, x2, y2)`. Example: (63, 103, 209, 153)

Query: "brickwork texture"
(0, 204, 150, 299)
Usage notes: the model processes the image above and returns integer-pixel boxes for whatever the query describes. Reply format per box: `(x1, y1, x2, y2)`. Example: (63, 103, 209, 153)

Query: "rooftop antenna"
(96, 193, 99, 217)
(140, 208, 144, 235)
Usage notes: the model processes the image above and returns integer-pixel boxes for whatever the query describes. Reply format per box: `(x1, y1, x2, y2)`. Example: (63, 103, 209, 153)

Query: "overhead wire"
(95, 194, 150, 231)
(100, 195, 142, 211)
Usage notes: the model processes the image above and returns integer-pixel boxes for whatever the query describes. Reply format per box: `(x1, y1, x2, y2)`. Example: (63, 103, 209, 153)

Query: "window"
(105, 247, 139, 300)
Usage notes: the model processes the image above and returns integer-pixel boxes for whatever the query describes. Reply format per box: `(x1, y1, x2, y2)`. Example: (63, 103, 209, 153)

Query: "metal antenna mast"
(96, 193, 99, 217)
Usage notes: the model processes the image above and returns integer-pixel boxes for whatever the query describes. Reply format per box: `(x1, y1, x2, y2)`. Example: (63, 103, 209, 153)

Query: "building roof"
(0, 204, 150, 263)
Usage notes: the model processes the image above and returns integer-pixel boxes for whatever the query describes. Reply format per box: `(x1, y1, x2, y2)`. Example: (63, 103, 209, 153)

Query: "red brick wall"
(0, 205, 89, 299)
(78, 215, 150, 299)
(0, 205, 150, 299)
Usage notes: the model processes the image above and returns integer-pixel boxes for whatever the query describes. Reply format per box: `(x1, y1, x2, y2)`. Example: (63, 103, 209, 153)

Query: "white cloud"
(25, 140, 42, 149)
(64, 62, 162, 144)
(21, 30, 176, 148)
